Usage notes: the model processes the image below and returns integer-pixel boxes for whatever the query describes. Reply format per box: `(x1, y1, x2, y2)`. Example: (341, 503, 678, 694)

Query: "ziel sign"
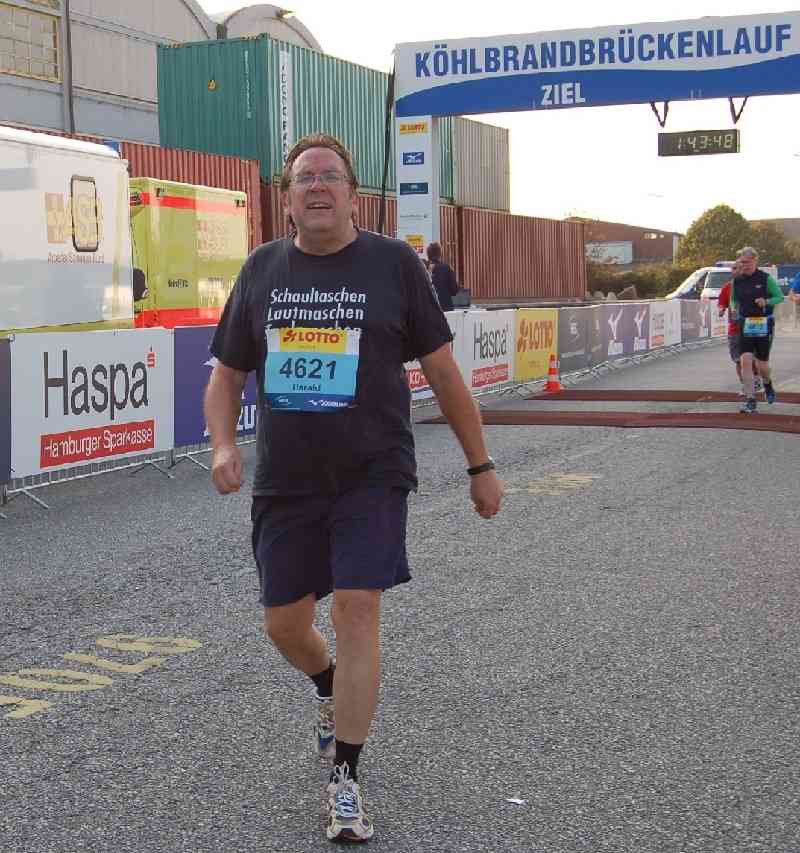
(394, 12, 800, 251)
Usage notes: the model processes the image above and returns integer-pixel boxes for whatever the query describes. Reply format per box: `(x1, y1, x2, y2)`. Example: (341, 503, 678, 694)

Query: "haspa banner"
(515, 308, 558, 381)
(11, 330, 174, 478)
(174, 326, 257, 446)
(461, 309, 516, 392)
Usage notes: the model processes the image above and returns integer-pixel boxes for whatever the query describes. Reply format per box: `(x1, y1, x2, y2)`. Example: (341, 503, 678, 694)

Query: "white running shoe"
(314, 693, 335, 760)
(326, 762, 374, 842)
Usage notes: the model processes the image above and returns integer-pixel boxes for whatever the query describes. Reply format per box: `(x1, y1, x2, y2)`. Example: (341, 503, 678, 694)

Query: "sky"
(202, 1, 800, 234)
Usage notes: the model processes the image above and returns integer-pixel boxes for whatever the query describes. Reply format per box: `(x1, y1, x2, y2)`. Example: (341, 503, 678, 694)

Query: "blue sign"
(173, 326, 257, 447)
(0, 339, 10, 484)
(399, 182, 430, 195)
(395, 13, 800, 116)
(403, 151, 425, 165)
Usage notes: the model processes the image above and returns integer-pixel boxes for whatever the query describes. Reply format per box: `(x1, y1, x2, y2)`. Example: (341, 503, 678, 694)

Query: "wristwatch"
(467, 457, 495, 476)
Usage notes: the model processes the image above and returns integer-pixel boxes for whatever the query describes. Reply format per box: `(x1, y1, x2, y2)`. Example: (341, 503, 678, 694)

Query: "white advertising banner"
(395, 115, 440, 255)
(649, 301, 682, 348)
(461, 309, 515, 393)
(710, 305, 728, 337)
(11, 330, 175, 478)
(404, 310, 464, 401)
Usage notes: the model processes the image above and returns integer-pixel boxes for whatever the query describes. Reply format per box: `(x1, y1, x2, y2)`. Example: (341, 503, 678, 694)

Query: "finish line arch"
(392, 10, 800, 253)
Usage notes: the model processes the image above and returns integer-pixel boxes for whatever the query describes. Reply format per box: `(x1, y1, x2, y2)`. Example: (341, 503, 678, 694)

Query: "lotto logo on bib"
(266, 327, 361, 412)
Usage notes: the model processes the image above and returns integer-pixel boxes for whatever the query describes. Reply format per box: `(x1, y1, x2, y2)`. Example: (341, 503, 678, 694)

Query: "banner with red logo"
(460, 309, 516, 392)
(515, 309, 558, 381)
(10, 330, 174, 478)
(404, 310, 465, 401)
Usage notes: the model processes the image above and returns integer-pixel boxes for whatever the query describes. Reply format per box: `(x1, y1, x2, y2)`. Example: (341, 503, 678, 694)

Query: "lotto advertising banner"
(516, 309, 559, 381)
(405, 310, 464, 401)
(173, 326, 257, 446)
(462, 309, 515, 392)
(558, 307, 590, 373)
(0, 339, 10, 484)
(649, 301, 682, 349)
(11, 330, 175, 478)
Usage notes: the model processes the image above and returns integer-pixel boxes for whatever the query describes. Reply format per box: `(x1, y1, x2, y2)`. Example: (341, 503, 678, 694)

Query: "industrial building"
(567, 217, 684, 270)
(0, 2, 320, 143)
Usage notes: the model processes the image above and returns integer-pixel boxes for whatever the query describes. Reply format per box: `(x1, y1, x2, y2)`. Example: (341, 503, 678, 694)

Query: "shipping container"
(459, 208, 586, 301)
(452, 117, 510, 212)
(5, 125, 263, 250)
(157, 36, 466, 197)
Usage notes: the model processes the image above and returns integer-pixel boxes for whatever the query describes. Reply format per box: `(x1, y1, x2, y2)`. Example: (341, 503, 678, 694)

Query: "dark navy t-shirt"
(210, 230, 452, 496)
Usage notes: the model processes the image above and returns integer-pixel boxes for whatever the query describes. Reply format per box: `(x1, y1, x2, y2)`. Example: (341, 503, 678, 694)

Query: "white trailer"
(0, 126, 133, 334)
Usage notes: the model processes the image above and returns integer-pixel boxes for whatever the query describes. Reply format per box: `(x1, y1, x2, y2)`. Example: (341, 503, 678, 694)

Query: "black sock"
(310, 660, 335, 698)
(333, 740, 363, 781)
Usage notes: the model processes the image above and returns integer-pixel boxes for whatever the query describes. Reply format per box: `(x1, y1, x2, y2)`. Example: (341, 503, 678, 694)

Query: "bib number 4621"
(278, 356, 336, 381)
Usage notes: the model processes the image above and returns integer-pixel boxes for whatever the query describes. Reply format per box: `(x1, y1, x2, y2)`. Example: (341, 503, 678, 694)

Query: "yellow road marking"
(95, 635, 202, 655)
(505, 472, 601, 496)
(0, 669, 113, 692)
(63, 653, 167, 674)
(0, 695, 52, 720)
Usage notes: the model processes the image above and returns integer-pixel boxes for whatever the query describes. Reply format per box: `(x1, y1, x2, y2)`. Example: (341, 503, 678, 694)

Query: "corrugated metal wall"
(452, 118, 510, 212)
(259, 183, 459, 272)
(459, 209, 586, 301)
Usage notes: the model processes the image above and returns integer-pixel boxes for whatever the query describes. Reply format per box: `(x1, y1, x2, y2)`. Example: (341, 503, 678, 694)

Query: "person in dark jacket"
(426, 241, 459, 311)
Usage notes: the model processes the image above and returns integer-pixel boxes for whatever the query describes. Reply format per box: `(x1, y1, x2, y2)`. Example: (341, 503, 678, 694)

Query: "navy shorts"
(251, 486, 411, 607)
(737, 330, 770, 362)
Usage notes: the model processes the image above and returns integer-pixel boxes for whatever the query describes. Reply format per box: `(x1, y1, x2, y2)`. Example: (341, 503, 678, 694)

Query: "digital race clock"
(657, 130, 740, 157)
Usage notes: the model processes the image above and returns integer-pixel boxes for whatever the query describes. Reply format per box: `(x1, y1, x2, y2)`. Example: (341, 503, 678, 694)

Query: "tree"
(675, 204, 752, 267)
(749, 221, 796, 264)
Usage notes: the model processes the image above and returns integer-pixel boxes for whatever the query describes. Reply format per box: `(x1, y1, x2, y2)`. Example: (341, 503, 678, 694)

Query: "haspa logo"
(43, 348, 154, 421)
(516, 317, 553, 354)
(473, 321, 509, 361)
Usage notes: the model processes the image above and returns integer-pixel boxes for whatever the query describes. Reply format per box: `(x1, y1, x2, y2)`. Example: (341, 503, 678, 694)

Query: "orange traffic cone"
(544, 353, 562, 393)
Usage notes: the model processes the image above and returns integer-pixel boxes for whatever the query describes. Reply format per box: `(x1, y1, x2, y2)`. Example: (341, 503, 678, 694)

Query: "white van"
(666, 262, 779, 302)
(0, 126, 134, 334)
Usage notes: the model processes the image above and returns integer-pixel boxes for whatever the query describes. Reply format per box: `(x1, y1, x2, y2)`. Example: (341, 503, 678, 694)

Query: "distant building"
(0, 2, 318, 143)
(751, 218, 800, 243)
(567, 217, 683, 270)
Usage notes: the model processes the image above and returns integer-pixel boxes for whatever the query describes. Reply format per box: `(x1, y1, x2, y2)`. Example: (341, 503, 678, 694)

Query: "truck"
(129, 177, 248, 328)
(0, 127, 250, 335)
(0, 125, 134, 334)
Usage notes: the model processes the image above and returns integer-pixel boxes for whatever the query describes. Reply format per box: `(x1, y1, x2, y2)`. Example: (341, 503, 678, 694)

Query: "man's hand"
(755, 297, 767, 309)
(470, 469, 504, 519)
(211, 444, 244, 494)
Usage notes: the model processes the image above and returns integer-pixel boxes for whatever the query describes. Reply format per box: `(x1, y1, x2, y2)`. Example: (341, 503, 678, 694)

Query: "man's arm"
(420, 343, 503, 519)
(766, 276, 785, 307)
(204, 362, 248, 494)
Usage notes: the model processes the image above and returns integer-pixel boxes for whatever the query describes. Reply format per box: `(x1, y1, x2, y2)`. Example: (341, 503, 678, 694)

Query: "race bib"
(264, 327, 361, 412)
(742, 317, 768, 337)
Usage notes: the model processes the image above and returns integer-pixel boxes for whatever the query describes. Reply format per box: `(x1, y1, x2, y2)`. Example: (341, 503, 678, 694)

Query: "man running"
(204, 134, 504, 843)
(730, 246, 784, 414)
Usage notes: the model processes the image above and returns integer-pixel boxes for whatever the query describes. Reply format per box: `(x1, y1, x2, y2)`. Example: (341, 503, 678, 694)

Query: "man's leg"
(330, 589, 381, 746)
(264, 593, 330, 676)
(740, 351, 757, 412)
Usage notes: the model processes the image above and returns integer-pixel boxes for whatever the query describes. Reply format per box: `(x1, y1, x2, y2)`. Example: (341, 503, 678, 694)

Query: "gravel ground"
(1, 337, 799, 853)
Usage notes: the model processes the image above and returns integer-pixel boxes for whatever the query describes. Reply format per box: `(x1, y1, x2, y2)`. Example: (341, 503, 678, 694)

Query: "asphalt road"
(2, 335, 799, 853)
